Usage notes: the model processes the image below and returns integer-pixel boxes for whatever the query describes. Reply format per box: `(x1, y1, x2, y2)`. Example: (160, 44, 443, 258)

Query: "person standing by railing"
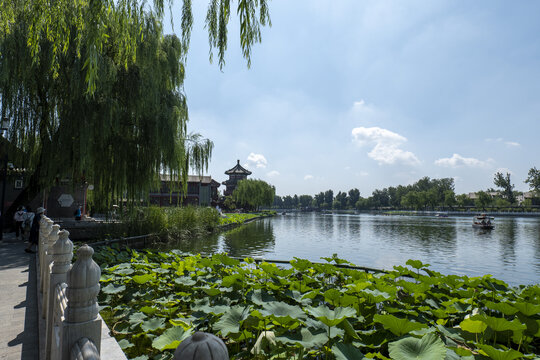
(13, 206, 25, 240)
(25, 206, 44, 253)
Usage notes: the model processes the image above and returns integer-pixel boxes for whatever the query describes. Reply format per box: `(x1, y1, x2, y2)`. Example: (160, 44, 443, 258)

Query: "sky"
(165, 1, 540, 197)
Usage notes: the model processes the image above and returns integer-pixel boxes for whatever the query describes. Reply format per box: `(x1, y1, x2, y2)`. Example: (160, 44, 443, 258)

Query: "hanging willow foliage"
(0, 0, 271, 93)
(0, 0, 269, 210)
(0, 9, 213, 210)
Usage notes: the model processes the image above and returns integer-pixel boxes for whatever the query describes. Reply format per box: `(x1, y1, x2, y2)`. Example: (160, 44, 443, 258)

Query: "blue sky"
(166, 1, 540, 197)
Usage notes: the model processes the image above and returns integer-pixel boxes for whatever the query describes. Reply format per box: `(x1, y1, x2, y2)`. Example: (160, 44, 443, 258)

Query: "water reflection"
(370, 216, 457, 257)
(498, 218, 517, 265)
(220, 220, 275, 257)
(161, 232, 221, 255)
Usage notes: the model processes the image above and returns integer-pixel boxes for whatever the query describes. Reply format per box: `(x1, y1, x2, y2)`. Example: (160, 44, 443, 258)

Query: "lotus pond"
(96, 247, 540, 360)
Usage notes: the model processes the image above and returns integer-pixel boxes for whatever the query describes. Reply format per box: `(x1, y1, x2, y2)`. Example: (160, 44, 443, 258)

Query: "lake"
(168, 212, 540, 286)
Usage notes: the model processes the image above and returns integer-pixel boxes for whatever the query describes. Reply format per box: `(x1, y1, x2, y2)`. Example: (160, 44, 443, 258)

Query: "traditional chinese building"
(149, 175, 220, 206)
(222, 160, 252, 196)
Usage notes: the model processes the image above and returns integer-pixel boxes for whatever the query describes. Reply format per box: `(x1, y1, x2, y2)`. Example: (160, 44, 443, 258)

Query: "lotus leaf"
(139, 306, 158, 316)
(484, 301, 519, 316)
(151, 326, 192, 350)
(261, 301, 306, 320)
(478, 315, 526, 333)
(214, 305, 251, 336)
(276, 328, 329, 348)
(388, 333, 446, 360)
(406, 259, 430, 270)
(140, 318, 165, 332)
(477, 344, 523, 360)
(248, 289, 277, 305)
(512, 302, 540, 316)
(306, 305, 357, 328)
(459, 318, 487, 334)
(132, 274, 155, 284)
(332, 342, 364, 360)
(174, 276, 196, 286)
(117, 339, 134, 349)
(373, 314, 428, 337)
(128, 312, 147, 325)
(102, 283, 126, 294)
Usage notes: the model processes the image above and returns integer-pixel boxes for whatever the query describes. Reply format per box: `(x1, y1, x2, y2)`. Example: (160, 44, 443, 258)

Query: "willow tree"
(233, 179, 275, 211)
(0, 1, 270, 210)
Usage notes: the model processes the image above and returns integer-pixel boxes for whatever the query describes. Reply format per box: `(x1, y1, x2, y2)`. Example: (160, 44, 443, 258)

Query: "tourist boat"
(472, 214, 494, 229)
(435, 212, 449, 218)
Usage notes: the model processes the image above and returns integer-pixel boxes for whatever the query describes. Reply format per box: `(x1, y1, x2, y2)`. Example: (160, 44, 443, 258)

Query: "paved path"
(0, 233, 39, 360)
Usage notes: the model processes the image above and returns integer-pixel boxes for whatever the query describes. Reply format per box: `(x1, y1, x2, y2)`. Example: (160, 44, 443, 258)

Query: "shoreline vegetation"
(95, 248, 540, 360)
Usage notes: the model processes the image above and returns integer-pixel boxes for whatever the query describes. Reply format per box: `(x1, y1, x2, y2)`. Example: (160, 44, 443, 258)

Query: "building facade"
(222, 160, 252, 196)
(149, 175, 220, 207)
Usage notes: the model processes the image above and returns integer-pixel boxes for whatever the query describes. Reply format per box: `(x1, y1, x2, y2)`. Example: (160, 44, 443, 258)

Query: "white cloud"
(304, 175, 314, 180)
(351, 127, 420, 165)
(247, 153, 268, 168)
(485, 138, 521, 148)
(434, 154, 491, 168)
(267, 170, 280, 178)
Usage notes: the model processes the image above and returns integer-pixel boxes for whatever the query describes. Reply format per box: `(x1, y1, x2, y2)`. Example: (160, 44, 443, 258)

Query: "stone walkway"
(0, 233, 39, 360)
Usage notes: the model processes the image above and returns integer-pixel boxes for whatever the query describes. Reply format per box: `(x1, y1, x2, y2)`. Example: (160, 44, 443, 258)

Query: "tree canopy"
(493, 172, 515, 204)
(233, 178, 275, 210)
(0, 1, 271, 210)
(525, 167, 540, 195)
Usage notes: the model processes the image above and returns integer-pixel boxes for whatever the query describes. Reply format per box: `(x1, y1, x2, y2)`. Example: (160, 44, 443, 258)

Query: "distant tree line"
(273, 167, 540, 211)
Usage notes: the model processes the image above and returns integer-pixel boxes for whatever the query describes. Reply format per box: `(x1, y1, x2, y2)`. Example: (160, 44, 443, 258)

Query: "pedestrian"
(13, 206, 25, 240)
(23, 206, 35, 241)
(74, 205, 82, 221)
(25, 207, 44, 253)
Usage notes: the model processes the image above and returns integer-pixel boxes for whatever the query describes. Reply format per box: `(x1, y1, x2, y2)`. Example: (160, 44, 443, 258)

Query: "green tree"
(475, 191, 492, 209)
(298, 195, 313, 209)
(494, 172, 515, 204)
(348, 188, 360, 208)
(0, 1, 271, 210)
(444, 190, 456, 208)
(233, 179, 275, 211)
(525, 167, 540, 195)
(456, 194, 472, 208)
(323, 190, 334, 210)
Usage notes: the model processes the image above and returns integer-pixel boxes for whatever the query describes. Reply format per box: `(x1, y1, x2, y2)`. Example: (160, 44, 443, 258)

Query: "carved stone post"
(43, 224, 61, 319)
(59, 245, 102, 360)
(174, 332, 229, 360)
(40, 218, 54, 295)
(45, 230, 73, 360)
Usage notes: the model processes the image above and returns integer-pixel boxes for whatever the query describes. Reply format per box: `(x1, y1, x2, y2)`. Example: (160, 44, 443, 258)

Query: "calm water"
(169, 213, 540, 286)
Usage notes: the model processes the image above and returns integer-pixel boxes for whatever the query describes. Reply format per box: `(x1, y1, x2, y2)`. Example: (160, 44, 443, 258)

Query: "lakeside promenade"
(0, 233, 39, 360)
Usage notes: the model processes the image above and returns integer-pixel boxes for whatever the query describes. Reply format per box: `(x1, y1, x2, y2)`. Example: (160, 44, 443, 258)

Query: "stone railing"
(38, 216, 101, 360)
(37, 216, 229, 360)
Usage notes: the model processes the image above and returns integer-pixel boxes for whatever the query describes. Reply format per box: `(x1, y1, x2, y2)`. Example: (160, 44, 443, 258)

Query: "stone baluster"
(40, 218, 54, 295)
(70, 338, 99, 360)
(45, 230, 73, 360)
(57, 245, 102, 360)
(43, 224, 60, 319)
(174, 332, 228, 360)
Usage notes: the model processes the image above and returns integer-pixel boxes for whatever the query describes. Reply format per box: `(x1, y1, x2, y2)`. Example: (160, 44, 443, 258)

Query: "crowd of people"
(4, 205, 45, 253)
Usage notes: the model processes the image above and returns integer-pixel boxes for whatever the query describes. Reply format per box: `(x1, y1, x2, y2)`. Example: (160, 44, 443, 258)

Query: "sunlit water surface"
(167, 213, 540, 286)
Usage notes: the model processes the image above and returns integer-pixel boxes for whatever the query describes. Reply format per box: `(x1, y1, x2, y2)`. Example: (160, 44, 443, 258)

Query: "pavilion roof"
(225, 160, 252, 175)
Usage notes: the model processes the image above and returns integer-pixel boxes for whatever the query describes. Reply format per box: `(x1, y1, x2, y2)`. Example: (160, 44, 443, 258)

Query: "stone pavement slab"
(0, 233, 39, 360)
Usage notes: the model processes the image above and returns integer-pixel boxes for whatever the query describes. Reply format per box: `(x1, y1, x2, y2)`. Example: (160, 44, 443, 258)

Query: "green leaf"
(128, 312, 147, 325)
(276, 328, 328, 348)
(117, 339, 134, 350)
(373, 314, 428, 337)
(152, 326, 192, 351)
(132, 274, 155, 284)
(306, 305, 357, 328)
(248, 289, 276, 305)
(174, 276, 196, 286)
(480, 316, 526, 332)
(484, 301, 519, 316)
(477, 344, 523, 360)
(260, 301, 306, 320)
(459, 318, 487, 334)
(214, 305, 251, 336)
(388, 333, 446, 360)
(141, 317, 165, 332)
(101, 283, 126, 294)
(512, 302, 540, 316)
(332, 342, 364, 360)
(140, 306, 158, 316)
(406, 259, 430, 270)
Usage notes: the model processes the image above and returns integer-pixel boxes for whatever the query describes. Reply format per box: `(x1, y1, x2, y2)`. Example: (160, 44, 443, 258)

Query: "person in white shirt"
(13, 206, 25, 240)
